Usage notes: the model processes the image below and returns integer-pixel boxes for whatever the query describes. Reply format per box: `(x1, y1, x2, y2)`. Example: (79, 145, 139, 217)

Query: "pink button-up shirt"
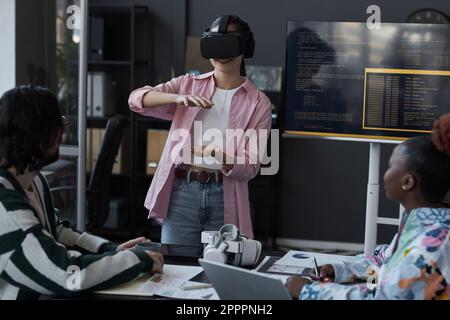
(128, 71, 272, 238)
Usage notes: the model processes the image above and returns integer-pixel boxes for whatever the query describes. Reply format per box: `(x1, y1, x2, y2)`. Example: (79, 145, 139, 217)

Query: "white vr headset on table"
(201, 224, 262, 267)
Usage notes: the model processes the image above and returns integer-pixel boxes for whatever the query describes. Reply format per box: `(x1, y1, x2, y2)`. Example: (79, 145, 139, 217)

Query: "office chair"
(50, 114, 128, 230)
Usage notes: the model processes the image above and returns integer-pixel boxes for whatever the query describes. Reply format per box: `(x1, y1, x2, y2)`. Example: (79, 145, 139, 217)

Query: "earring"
(402, 185, 407, 190)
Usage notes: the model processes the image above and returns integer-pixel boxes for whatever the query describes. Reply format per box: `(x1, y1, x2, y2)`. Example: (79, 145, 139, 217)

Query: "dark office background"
(16, 0, 450, 248)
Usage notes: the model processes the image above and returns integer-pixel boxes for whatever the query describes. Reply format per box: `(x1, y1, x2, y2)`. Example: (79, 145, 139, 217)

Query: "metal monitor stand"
(364, 142, 404, 255)
(364, 142, 381, 255)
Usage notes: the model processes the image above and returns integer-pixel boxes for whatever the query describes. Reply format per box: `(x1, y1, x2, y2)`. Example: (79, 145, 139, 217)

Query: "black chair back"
(87, 114, 127, 229)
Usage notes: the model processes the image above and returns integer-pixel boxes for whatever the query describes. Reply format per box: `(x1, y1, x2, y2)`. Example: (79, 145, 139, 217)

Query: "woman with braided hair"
(287, 113, 450, 300)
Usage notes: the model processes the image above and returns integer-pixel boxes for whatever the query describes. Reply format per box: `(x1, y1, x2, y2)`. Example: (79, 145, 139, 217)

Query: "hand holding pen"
(310, 261, 335, 283)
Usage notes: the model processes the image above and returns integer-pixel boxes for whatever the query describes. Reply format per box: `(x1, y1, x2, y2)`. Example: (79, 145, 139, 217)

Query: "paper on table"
(138, 264, 219, 300)
(254, 255, 310, 276)
(253, 256, 291, 283)
(268, 264, 309, 275)
(159, 264, 203, 280)
(139, 279, 219, 300)
(275, 250, 350, 268)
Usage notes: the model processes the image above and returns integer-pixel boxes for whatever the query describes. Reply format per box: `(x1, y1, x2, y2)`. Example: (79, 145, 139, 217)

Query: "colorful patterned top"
(299, 207, 450, 300)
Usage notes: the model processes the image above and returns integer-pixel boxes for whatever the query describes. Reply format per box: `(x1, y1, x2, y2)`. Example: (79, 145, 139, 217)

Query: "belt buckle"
(197, 171, 210, 184)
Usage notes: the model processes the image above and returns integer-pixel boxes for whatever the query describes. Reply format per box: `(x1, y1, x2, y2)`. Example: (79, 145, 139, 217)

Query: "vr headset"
(201, 224, 262, 267)
(200, 15, 255, 59)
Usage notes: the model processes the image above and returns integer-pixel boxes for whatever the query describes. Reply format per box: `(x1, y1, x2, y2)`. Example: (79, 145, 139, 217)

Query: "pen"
(181, 283, 213, 291)
(312, 257, 320, 277)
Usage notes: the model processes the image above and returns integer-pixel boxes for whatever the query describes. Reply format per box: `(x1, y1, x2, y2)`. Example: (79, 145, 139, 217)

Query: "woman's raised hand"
(176, 95, 213, 109)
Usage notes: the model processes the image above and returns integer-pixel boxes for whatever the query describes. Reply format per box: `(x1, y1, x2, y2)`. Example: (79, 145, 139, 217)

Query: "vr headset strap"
(218, 15, 230, 33)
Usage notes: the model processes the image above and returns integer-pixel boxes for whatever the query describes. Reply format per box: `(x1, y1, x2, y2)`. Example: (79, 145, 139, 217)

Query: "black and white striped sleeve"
(3, 209, 153, 296)
(55, 219, 118, 254)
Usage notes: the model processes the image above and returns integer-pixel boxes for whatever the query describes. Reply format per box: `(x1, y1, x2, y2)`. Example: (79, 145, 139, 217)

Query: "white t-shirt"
(191, 86, 240, 169)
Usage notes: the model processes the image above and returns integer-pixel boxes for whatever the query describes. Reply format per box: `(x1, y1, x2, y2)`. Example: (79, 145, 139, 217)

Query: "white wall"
(0, 0, 15, 95)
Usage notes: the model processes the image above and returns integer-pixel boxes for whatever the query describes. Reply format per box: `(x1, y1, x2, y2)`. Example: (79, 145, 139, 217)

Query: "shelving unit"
(86, 5, 169, 241)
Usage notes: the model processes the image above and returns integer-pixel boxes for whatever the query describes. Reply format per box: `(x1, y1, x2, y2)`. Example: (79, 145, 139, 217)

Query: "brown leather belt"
(174, 166, 223, 184)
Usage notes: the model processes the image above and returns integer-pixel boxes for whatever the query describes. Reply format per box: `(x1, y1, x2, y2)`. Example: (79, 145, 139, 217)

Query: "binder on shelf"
(87, 73, 93, 116)
(146, 130, 169, 175)
(92, 72, 117, 117)
(86, 128, 92, 172)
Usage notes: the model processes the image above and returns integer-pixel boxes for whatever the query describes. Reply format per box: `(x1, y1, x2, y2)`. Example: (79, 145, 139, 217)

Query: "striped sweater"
(0, 168, 153, 299)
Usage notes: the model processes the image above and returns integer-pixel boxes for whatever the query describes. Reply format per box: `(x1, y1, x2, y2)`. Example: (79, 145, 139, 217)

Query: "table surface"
(89, 250, 285, 300)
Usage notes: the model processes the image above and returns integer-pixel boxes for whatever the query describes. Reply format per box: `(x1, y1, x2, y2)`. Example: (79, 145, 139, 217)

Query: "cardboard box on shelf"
(113, 129, 130, 175)
(90, 127, 129, 175)
(146, 130, 169, 175)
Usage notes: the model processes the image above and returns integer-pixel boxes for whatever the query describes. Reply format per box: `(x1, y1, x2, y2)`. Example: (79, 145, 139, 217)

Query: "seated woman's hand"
(117, 237, 150, 251)
(146, 251, 164, 274)
(285, 276, 312, 299)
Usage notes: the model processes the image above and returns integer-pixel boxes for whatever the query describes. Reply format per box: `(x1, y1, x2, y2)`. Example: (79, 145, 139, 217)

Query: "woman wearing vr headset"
(128, 15, 272, 246)
(287, 113, 450, 300)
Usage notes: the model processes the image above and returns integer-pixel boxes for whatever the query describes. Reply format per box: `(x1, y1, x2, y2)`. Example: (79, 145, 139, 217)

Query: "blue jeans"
(161, 177, 224, 246)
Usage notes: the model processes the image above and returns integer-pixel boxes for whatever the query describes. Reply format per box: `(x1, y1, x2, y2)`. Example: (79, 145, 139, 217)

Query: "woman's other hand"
(192, 144, 220, 158)
(286, 276, 312, 299)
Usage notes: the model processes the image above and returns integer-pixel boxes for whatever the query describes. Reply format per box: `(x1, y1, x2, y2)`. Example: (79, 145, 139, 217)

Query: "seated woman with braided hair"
(287, 113, 450, 300)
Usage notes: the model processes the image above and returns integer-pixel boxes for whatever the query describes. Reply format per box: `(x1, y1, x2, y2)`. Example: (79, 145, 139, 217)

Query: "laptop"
(199, 259, 292, 300)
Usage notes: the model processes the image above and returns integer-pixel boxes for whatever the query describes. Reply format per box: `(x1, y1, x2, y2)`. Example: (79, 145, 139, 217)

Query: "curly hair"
(0, 85, 63, 174)
(401, 113, 450, 203)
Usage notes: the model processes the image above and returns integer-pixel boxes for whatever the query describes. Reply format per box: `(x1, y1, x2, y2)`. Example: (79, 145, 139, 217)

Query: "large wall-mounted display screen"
(284, 21, 450, 141)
